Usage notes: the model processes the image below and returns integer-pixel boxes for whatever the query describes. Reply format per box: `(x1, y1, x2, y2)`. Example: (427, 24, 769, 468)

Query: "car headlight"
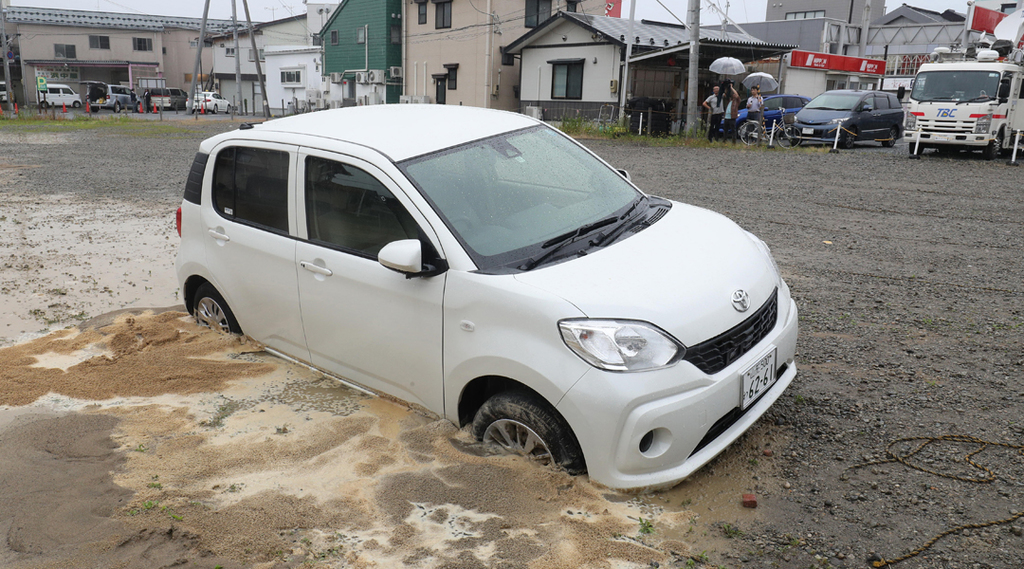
(905, 113, 917, 130)
(974, 113, 992, 134)
(559, 319, 684, 372)
(828, 117, 847, 124)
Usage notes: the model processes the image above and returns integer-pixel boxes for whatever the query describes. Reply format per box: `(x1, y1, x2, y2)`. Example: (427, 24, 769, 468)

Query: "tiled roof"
(4, 6, 237, 34)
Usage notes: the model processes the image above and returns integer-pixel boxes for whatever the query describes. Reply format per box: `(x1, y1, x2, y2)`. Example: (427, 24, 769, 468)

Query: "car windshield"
(910, 70, 1001, 102)
(401, 125, 640, 270)
(804, 93, 861, 111)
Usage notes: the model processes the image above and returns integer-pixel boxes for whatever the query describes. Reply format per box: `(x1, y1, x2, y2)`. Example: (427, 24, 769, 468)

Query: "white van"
(40, 83, 81, 109)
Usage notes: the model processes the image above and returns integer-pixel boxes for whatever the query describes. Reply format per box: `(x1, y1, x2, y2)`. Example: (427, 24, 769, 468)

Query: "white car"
(174, 105, 798, 491)
(188, 91, 231, 114)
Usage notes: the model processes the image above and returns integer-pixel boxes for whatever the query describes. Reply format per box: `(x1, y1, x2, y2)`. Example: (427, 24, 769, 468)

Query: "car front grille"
(683, 288, 778, 375)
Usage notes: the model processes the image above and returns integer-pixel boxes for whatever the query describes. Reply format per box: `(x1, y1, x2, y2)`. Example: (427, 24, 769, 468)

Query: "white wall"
(518, 20, 621, 104)
(264, 47, 320, 113)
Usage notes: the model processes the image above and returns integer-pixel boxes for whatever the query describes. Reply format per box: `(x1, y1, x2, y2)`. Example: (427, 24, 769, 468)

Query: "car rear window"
(212, 146, 290, 233)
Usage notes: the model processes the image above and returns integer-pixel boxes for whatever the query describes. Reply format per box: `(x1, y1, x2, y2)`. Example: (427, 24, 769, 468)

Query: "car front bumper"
(556, 295, 799, 491)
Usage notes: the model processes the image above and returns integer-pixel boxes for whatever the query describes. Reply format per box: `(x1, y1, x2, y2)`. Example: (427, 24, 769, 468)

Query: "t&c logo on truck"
(936, 108, 957, 118)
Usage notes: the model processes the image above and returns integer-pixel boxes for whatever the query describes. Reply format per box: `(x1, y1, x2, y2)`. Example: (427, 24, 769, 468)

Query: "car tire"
(193, 283, 242, 335)
(72, 101, 81, 108)
(882, 126, 898, 148)
(113, 101, 122, 113)
(983, 129, 1003, 160)
(472, 390, 586, 474)
(841, 126, 857, 150)
(40, 101, 49, 109)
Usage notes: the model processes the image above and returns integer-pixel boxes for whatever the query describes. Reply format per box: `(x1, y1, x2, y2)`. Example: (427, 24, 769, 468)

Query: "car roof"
(208, 105, 542, 162)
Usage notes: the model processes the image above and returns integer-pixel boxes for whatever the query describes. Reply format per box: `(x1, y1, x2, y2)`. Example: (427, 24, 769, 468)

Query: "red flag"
(970, 5, 1008, 34)
(604, 0, 622, 18)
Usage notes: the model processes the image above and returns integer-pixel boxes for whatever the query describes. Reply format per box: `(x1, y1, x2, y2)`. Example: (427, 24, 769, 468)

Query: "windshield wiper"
(517, 213, 621, 271)
(957, 95, 993, 105)
(589, 195, 651, 247)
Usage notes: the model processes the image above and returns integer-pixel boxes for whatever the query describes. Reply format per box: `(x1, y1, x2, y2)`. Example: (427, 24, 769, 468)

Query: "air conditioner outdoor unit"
(368, 70, 385, 84)
(355, 71, 369, 84)
(367, 92, 383, 105)
(330, 72, 344, 83)
(412, 95, 431, 104)
(399, 95, 412, 104)
(356, 95, 368, 106)
(389, 66, 403, 79)
(308, 89, 321, 100)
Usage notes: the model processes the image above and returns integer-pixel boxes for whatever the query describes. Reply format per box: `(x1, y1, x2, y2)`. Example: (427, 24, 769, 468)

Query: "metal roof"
(4, 6, 237, 34)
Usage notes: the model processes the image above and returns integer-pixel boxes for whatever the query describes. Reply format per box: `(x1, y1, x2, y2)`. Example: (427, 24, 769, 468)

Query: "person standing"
(721, 80, 741, 143)
(702, 85, 725, 142)
(143, 89, 151, 113)
(746, 85, 764, 128)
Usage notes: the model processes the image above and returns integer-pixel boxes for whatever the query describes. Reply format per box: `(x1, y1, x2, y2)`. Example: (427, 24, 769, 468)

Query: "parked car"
(82, 81, 136, 113)
(187, 91, 231, 114)
(175, 105, 798, 491)
(791, 89, 904, 148)
(39, 83, 81, 109)
(149, 87, 188, 111)
(737, 94, 810, 127)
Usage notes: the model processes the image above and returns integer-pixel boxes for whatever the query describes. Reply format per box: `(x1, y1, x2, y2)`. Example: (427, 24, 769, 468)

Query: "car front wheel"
(882, 126, 898, 148)
(841, 126, 857, 149)
(72, 101, 81, 108)
(472, 391, 586, 474)
(193, 283, 241, 334)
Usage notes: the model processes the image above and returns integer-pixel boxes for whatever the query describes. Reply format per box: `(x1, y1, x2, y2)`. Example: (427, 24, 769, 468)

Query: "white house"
(263, 45, 322, 115)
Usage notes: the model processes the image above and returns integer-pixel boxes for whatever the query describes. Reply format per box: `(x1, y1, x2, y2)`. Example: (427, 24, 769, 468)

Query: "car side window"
(212, 147, 290, 234)
(764, 98, 785, 111)
(874, 94, 889, 109)
(304, 155, 418, 257)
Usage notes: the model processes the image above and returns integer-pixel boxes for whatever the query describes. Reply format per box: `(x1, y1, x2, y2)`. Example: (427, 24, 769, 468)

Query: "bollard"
(85, 101, 89, 113)
(829, 123, 841, 153)
(1008, 130, 1021, 166)
(909, 130, 922, 160)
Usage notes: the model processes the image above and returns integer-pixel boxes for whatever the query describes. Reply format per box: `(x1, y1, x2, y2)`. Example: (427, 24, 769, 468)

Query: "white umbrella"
(709, 56, 745, 75)
(742, 72, 780, 92)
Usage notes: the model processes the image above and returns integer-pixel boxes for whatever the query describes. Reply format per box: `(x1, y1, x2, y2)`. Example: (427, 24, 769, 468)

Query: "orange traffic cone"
(62, 102, 67, 113)
(139, 101, 144, 113)
(201, 103, 206, 115)
(86, 101, 90, 113)
(153, 103, 158, 113)
(14, 103, 18, 114)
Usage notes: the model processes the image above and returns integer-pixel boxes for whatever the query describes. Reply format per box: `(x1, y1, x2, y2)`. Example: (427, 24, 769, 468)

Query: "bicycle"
(738, 113, 802, 148)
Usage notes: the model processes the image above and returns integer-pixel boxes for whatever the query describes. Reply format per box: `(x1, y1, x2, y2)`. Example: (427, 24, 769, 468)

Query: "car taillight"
(176, 207, 182, 237)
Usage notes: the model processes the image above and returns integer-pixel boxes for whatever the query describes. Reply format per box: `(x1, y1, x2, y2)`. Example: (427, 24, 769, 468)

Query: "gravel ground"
(1, 117, 1022, 569)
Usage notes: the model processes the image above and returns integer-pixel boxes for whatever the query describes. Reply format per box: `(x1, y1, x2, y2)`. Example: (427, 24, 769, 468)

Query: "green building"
(321, 0, 403, 105)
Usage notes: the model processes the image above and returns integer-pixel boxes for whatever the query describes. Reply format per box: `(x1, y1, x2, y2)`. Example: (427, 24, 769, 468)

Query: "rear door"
(200, 142, 309, 359)
(294, 148, 446, 414)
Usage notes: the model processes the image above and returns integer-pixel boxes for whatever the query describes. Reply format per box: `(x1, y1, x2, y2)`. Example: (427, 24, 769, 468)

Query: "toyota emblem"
(731, 290, 750, 312)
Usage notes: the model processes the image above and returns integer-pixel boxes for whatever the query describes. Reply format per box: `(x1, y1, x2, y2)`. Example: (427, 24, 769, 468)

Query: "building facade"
(765, 0, 886, 23)
(319, 0, 403, 106)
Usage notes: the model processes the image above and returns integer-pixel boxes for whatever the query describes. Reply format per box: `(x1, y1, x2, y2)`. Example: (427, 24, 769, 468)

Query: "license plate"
(802, 127, 814, 135)
(932, 134, 950, 141)
(741, 349, 778, 409)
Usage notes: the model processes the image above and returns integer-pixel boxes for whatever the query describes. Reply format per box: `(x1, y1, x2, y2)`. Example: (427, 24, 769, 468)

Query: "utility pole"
(188, 0, 211, 117)
(232, 0, 242, 115)
(618, 0, 637, 123)
(686, 0, 700, 135)
(0, 1, 13, 113)
(242, 0, 270, 118)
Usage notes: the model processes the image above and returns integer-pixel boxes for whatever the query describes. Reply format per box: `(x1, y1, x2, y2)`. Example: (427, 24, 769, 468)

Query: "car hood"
(513, 203, 780, 347)
(795, 108, 853, 125)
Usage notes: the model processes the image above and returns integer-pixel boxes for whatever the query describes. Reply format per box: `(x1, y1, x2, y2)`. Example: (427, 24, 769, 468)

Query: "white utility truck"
(905, 45, 1024, 159)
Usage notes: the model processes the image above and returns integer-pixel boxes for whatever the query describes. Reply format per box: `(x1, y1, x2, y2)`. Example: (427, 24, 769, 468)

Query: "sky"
(3, 0, 978, 24)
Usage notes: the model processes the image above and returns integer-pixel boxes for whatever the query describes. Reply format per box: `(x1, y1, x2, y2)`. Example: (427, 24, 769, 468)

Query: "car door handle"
(300, 261, 333, 277)
(208, 229, 230, 242)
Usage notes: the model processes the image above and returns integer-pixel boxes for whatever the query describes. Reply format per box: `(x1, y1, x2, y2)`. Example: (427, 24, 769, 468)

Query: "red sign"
(970, 5, 1007, 34)
(604, 1, 621, 18)
(790, 50, 886, 76)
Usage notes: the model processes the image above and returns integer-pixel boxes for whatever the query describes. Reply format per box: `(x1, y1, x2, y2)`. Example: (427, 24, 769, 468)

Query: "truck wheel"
(472, 391, 586, 475)
(983, 130, 1003, 160)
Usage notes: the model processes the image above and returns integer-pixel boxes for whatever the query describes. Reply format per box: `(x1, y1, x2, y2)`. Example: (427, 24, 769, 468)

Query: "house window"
(356, 26, 366, 44)
(435, 1, 452, 29)
(785, 10, 825, 19)
(331, 29, 339, 45)
(391, 24, 401, 44)
(444, 64, 459, 90)
(249, 48, 265, 61)
(551, 60, 583, 99)
(54, 44, 77, 59)
(281, 69, 302, 85)
(226, 47, 236, 57)
(566, 0, 579, 12)
(133, 37, 153, 51)
(525, 0, 552, 28)
(89, 35, 110, 49)
(418, 3, 427, 24)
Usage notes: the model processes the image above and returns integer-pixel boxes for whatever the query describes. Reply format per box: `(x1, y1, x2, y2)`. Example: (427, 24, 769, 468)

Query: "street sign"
(36, 76, 47, 91)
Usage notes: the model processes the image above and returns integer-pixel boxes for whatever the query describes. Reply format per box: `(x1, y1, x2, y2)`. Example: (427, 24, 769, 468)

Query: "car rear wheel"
(72, 101, 81, 108)
(472, 391, 585, 474)
(193, 283, 241, 334)
(113, 101, 122, 113)
(882, 126, 898, 148)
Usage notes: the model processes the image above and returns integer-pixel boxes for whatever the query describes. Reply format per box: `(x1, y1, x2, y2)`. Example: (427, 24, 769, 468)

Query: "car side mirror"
(379, 239, 423, 274)
(897, 86, 906, 100)
(860, 104, 873, 113)
(998, 79, 1011, 102)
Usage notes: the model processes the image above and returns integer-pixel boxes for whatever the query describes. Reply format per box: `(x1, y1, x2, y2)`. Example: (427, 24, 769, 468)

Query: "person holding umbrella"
(702, 85, 725, 142)
(721, 80, 741, 143)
